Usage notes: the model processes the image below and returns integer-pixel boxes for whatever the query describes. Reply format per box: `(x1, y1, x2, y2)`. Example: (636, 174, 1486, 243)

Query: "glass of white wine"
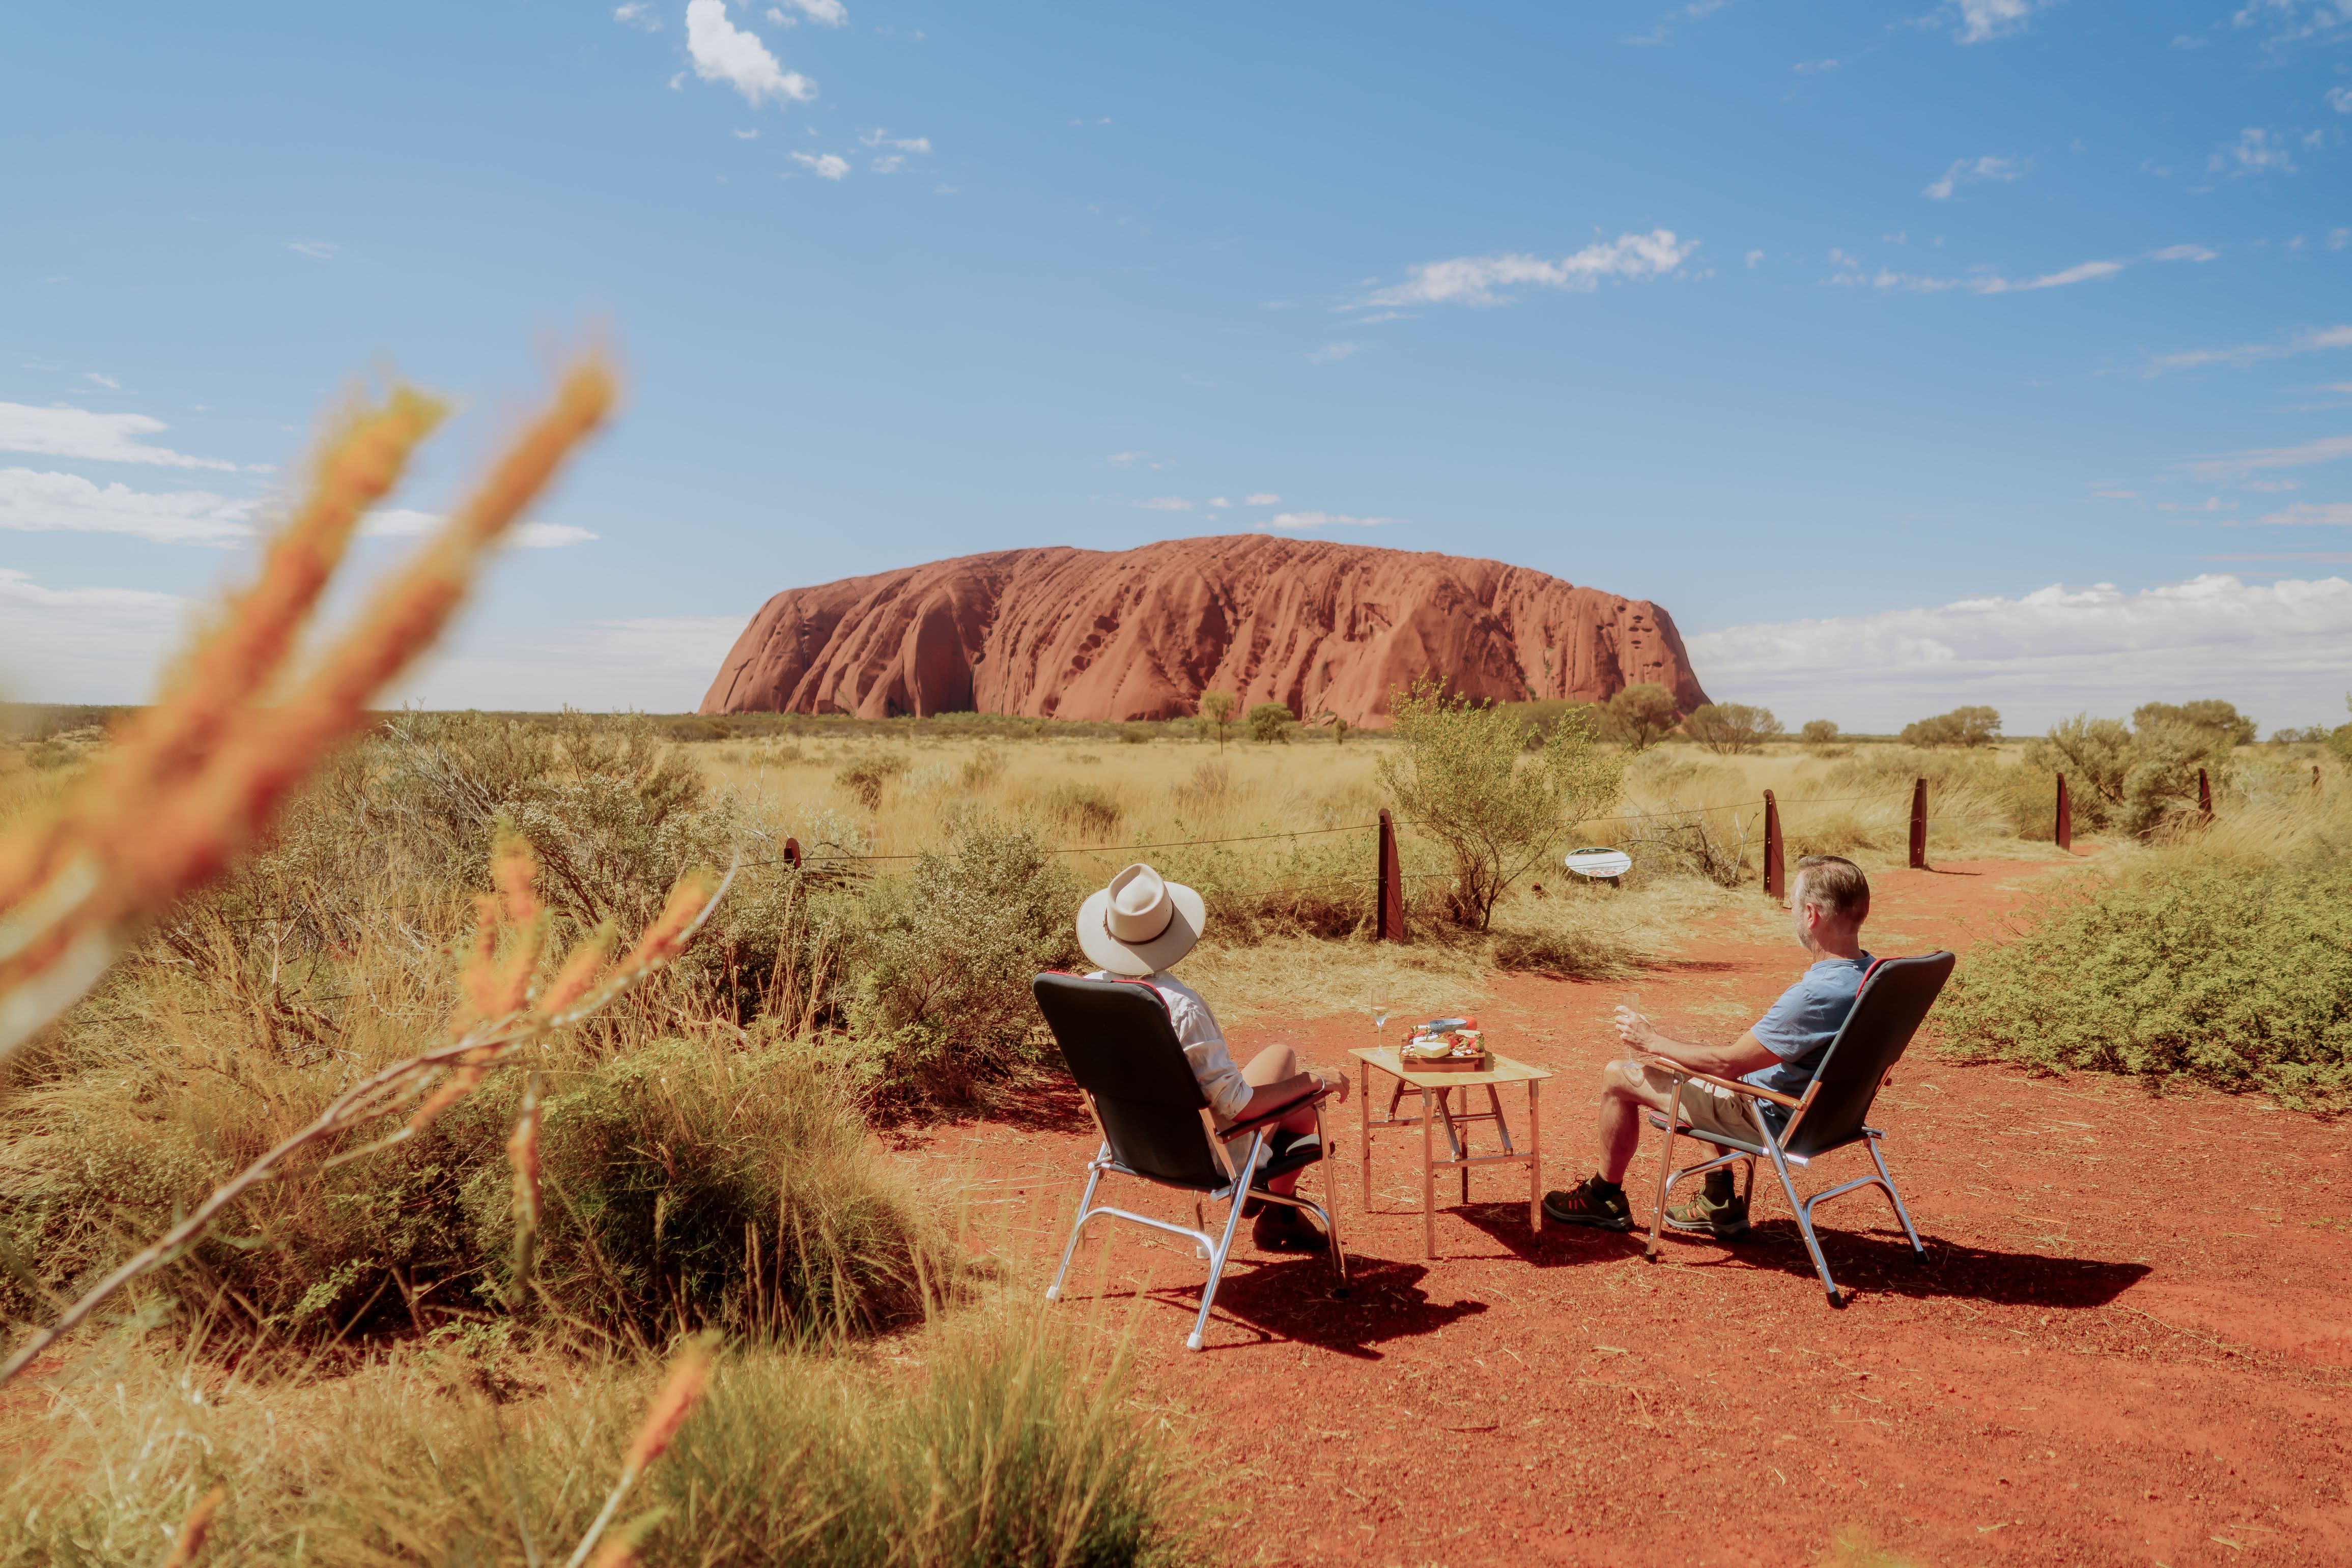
(1371, 1007, 1390, 1034)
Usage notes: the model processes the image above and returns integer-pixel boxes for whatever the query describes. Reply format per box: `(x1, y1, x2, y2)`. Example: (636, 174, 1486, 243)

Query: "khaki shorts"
(1623, 1061, 1765, 1144)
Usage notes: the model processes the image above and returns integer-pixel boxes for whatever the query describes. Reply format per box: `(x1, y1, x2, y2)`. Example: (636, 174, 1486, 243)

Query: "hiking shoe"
(1542, 1176, 1633, 1232)
(1252, 1203, 1329, 1252)
(1664, 1187, 1750, 1239)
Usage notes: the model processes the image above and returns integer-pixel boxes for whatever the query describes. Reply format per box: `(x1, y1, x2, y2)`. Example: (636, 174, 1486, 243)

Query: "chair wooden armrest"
(1638, 1057, 1804, 1109)
(1222, 1083, 1337, 1138)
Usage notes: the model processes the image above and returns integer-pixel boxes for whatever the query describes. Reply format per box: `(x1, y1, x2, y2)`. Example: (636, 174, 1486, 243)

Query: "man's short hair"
(1794, 854, 1869, 923)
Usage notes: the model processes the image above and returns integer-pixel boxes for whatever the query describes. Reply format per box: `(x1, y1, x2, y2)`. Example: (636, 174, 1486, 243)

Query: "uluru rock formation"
(699, 536, 1709, 726)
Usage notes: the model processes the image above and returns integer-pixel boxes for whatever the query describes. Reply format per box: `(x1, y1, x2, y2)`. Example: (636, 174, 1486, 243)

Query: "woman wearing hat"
(1079, 863, 1350, 1251)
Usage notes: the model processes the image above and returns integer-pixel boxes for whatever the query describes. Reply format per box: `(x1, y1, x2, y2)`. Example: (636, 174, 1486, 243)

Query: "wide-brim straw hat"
(1076, 863, 1207, 976)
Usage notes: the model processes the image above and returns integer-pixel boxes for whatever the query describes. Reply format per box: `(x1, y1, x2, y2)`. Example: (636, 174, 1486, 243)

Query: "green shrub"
(2032, 711, 2233, 837)
(1899, 705, 2001, 748)
(1380, 677, 1624, 928)
(1197, 690, 1237, 752)
(840, 819, 1080, 1112)
(1119, 721, 1156, 745)
(1935, 846, 2352, 1106)
(1245, 702, 1295, 744)
(1600, 683, 1679, 750)
(1800, 719, 1839, 745)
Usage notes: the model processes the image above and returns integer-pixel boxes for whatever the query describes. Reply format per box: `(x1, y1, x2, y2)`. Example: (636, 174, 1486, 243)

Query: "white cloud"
(1956, 0, 2036, 44)
(1105, 451, 1147, 467)
(1687, 573, 2352, 731)
(1309, 341, 1362, 363)
(287, 241, 339, 261)
(1360, 230, 1697, 308)
(82, 373, 118, 390)
(613, 2, 660, 28)
(1924, 154, 2031, 200)
(2330, 85, 2352, 112)
(791, 151, 849, 179)
(0, 468, 254, 546)
(1626, 0, 1733, 46)
(1134, 497, 1192, 511)
(1268, 510, 1396, 528)
(0, 569, 191, 703)
(2093, 489, 2139, 499)
(0, 402, 236, 471)
(686, 0, 813, 106)
(359, 508, 599, 549)
(1793, 59, 1839, 73)
(1208, 496, 1232, 508)
(2143, 323, 2352, 375)
(860, 128, 930, 153)
(2230, 0, 2352, 50)
(1243, 493, 1280, 506)
(734, 128, 759, 139)
(2186, 433, 2352, 477)
(774, 0, 847, 24)
(1744, 249, 1765, 268)
(2256, 501, 2352, 525)
(1829, 241, 2209, 297)
(2211, 127, 2296, 175)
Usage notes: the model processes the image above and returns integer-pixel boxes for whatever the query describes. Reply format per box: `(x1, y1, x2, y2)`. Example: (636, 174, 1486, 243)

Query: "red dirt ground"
(921, 861, 2352, 1567)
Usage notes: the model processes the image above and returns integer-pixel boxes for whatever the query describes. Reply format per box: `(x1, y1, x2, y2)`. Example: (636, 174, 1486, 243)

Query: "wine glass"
(1372, 1008, 1389, 1034)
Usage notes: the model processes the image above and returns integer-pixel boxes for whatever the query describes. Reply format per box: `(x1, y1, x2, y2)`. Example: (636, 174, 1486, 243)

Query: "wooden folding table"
(1349, 1046, 1552, 1259)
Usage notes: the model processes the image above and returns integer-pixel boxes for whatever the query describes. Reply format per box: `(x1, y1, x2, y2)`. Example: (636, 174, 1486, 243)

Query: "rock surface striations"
(699, 536, 1709, 725)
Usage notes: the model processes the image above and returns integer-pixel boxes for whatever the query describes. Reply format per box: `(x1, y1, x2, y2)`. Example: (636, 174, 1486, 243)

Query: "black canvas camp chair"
(1032, 973, 1347, 1351)
(1641, 951, 1954, 1306)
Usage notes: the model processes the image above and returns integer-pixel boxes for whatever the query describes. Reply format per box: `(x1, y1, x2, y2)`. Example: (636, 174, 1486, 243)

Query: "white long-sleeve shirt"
(1086, 968, 1270, 1174)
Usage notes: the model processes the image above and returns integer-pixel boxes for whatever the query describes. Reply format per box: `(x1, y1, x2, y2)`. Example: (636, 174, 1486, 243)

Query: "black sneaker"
(1252, 1203, 1328, 1252)
(1542, 1176, 1633, 1232)
(1664, 1187, 1750, 1239)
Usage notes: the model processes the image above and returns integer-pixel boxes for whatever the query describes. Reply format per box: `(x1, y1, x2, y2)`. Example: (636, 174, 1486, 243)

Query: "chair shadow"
(1146, 1253, 1490, 1360)
(1677, 1220, 2149, 1306)
(1452, 1203, 2147, 1307)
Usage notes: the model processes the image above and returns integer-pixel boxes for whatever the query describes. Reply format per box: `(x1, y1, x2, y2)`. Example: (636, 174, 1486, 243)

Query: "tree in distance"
(1246, 701, 1296, 744)
(1378, 676, 1625, 930)
(1684, 702, 1784, 755)
(1197, 690, 1238, 752)
(2133, 699, 2256, 748)
(1601, 682, 1680, 750)
(1800, 719, 1839, 745)
(1901, 706, 2002, 748)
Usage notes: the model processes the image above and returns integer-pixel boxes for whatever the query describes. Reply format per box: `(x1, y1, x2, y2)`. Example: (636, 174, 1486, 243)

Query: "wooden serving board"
(1399, 1052, 1492, 1073)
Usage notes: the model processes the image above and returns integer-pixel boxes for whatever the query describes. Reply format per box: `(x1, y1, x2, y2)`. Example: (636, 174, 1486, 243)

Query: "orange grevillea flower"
(622, 1334, 715, 1479)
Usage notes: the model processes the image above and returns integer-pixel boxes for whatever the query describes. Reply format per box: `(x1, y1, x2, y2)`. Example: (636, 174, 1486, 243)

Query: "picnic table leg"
(1528, 1079, 1543, 1235)
(1359, 1059, 1372, 1214)
(1421, 1086, 1436, 1260)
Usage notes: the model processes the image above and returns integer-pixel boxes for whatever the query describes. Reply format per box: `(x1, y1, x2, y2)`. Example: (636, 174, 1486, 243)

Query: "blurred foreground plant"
(0, 355, 754, 1390)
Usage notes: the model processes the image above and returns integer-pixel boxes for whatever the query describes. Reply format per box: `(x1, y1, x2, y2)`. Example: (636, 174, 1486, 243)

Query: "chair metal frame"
(1047, 1090, 1347, 1351)
(1640, 1064, 1922, 1305)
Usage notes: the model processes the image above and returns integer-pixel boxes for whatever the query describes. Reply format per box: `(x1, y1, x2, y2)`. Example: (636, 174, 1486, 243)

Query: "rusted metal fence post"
(782, 836, 802, 869)
(1763, 789, 1784, 902)
(2054, 774, 2071, 852)
(1908, 778, 1928, 869)
(2198, 767, 2214, 823)
(2317, 764, 2326, 795)
(1376, 808, 1406, 943)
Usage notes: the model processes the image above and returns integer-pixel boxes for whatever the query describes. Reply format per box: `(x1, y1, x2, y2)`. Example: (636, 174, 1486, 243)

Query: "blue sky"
(4, 1, 2349, 731)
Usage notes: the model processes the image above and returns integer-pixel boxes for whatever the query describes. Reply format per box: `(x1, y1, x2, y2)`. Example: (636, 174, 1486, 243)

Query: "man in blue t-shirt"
(1543, 854, 1875, 1239)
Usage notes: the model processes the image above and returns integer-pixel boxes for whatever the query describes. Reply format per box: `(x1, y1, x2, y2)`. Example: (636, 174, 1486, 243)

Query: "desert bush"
(0, 1310, 1192, 1568)
(0, 1026, 938, 1344)
(1899, 705, 2001, 748)
(2135, 699, 2257, 747)
(1039, 780, 1123, 840)
(1800, 719, 1839, 745)
(1600, 683, 1679, 750)
(1169, 759, 1243, 813)
(1936, 838, 2352, 1106)
(1380, 678, 1624, 928)
(1119, 721, 1156, 745)
(837, 752, 910, 811)
(1246, 702, 1295, 744)
(839, 819, 1080, 1112)
(2032, 710, 2234, 837)
(1684, 702, 1783, 755)
(466, 1039, 940, 1337)
(958, 745, 1008, 789)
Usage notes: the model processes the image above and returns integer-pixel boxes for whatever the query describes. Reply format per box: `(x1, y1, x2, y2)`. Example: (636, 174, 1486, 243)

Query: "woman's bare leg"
(1240, 1045, 1318, 1195)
